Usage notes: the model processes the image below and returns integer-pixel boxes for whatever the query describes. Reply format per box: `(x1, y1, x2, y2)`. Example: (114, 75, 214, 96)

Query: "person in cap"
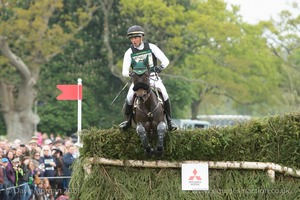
(119, 25, 178, 131)
(1, 157, 16, 199)
(44, 139, 53, 147)
(29, 139, 39, 157)
(1, 157, 8, 163)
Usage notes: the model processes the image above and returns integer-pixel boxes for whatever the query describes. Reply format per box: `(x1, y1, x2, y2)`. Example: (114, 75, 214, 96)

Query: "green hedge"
(69, 112, 300, 199)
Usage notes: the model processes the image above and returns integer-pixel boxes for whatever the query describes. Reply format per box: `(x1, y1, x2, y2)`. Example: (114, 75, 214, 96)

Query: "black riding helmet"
(127, 25, 145, 38)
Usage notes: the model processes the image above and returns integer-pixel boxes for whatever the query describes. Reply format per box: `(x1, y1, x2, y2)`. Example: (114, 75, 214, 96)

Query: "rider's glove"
(154, 65, 164, 73)
(129, 71, 134, 77)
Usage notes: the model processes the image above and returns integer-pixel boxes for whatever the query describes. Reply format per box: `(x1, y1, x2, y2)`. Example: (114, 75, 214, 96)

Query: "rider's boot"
(164, 99, 179, 131)
(119, 102, 133, 131)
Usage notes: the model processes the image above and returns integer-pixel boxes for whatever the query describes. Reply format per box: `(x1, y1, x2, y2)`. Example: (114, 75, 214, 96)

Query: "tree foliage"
(0, 0, 96, 140)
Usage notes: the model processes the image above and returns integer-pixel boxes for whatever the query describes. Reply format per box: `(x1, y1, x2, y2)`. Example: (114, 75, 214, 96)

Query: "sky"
(224, 0, 297, 24)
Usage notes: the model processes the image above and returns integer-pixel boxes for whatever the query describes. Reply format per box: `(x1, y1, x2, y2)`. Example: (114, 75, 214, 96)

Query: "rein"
(136, 89, 162, 120)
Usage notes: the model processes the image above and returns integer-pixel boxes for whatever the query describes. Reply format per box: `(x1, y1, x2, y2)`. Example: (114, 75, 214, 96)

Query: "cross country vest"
(130, 42, 157, 69)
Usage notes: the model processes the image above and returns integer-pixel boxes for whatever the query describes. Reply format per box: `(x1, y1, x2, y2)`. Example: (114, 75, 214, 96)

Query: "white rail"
(84, 158, 300, 182)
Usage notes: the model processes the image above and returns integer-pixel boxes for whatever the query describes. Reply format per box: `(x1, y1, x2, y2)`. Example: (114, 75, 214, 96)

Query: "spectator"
(42, 133, 49, 141)
(56, 191, 69, 200)
(42, 178, 54, 200)
(10, 145, 17, 155)
(31, 152, 42, 169)
(50, 133, 55, 142)
(0, 157, 4, 199)
(40, 145, 57, 189)
(1, 157, 16, 200)
(28, 160, 38, 200)
(12, 157, 22, 179)
(12, 157, 22, 199)
(33, 178, 44, 200)
(5, 150, 16, 186)
(52, 148, 64, 197)
(55, 136, 63, 142)
(0, 148, 3, 158)
(28, 140, 39, 157)
(20, 144, 30, 157)
(64, 140, 73, 149)
(54, 140, 63, 149)
(0, 141, 7, 156)
(18, 156, 32, 200)
(37, 132, 43, 146)
(44, 139, 53, 149)
(15, 147, 24, 162)
(32, 151, 45, 179)
(62, 145, 76, 190)
(58, 146, 67, 156)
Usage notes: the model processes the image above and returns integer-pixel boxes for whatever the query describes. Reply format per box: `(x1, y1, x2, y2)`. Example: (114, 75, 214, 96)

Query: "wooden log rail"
(83, 157, 300, 182)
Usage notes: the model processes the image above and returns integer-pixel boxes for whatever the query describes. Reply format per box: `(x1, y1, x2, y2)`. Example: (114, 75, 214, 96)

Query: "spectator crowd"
(0, 133, 79, 200)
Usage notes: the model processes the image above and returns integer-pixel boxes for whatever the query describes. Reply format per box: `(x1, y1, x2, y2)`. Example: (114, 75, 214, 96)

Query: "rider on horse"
(119, 25, 178, 131)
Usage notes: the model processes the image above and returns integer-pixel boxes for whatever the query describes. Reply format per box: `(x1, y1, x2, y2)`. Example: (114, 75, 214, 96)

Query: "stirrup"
(168, 121, 179, 131)
(119, 121, 130, 130)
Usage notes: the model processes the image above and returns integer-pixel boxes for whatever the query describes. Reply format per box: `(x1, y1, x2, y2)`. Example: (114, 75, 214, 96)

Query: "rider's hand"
(129, 71, 134, 77)
(154, 65, 164, 73)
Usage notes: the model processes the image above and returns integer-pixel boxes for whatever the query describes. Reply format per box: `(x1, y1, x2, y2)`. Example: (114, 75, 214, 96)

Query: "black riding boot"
(164, 99, 179, 131)
(119, 102, 133, 131)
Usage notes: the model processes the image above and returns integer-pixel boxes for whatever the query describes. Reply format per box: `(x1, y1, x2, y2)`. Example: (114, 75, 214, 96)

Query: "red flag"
(56, 85, 82, 100)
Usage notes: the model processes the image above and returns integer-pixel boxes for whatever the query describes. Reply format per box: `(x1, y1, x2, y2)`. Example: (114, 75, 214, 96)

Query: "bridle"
(135, 89, 162, 120)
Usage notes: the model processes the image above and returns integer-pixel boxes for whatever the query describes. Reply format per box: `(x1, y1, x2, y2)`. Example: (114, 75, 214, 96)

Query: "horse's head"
(131, 57, 151, 102)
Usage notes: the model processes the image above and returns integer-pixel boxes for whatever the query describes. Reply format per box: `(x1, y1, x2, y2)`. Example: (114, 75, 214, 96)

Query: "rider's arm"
(122, 48, 133, 77)
(149, 43, 169, 69)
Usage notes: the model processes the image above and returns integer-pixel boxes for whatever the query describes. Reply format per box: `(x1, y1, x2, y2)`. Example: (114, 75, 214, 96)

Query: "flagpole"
(76, 78, 83, 147)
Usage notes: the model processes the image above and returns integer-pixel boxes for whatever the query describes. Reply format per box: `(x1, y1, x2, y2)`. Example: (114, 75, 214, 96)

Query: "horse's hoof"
(155, 147, 164, 157)
(144, 147, 154, 157)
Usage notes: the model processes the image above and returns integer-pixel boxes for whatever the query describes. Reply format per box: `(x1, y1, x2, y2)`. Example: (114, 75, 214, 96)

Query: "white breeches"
(126, 76, 169, 105)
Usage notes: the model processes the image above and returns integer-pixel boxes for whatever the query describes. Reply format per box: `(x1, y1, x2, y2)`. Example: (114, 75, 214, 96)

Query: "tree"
(0, 0, 95, 141)
(35, 0, 132, 134)
(263, 4, 300, 113)
(119, 0, 283, 118)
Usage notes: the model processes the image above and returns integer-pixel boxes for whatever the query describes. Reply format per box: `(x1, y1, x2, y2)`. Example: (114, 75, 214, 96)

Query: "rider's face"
(130, 36, 142, 48)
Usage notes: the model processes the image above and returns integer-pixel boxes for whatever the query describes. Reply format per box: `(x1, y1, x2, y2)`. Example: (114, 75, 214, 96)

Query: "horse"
(130, 57, 167, 157)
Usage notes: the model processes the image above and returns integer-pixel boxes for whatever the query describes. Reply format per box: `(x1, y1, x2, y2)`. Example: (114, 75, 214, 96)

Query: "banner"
(182, 163, 209, 190)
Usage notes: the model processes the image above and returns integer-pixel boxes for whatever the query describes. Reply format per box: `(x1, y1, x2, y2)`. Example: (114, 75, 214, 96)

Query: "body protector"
(126, 42, 169, 105)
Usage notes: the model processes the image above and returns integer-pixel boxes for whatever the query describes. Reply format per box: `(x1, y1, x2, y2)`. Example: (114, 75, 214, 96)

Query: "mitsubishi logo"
(189, 168, 202, 180)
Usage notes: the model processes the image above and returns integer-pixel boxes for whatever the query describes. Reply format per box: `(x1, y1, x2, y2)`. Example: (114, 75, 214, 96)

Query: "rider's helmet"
(127, 25, 145, 38)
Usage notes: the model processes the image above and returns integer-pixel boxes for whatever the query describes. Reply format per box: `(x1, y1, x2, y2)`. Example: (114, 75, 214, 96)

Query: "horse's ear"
(131, 58, 137, 67)
(144, 55, 149, 67)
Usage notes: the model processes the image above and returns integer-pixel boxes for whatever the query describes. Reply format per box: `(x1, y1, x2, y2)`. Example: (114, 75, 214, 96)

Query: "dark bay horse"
(131, 58, 167, 157)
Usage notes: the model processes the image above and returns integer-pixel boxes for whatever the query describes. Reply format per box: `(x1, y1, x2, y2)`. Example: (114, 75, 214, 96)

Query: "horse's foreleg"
(136, 123, 153, 156)
(155, 121, 167, 157)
